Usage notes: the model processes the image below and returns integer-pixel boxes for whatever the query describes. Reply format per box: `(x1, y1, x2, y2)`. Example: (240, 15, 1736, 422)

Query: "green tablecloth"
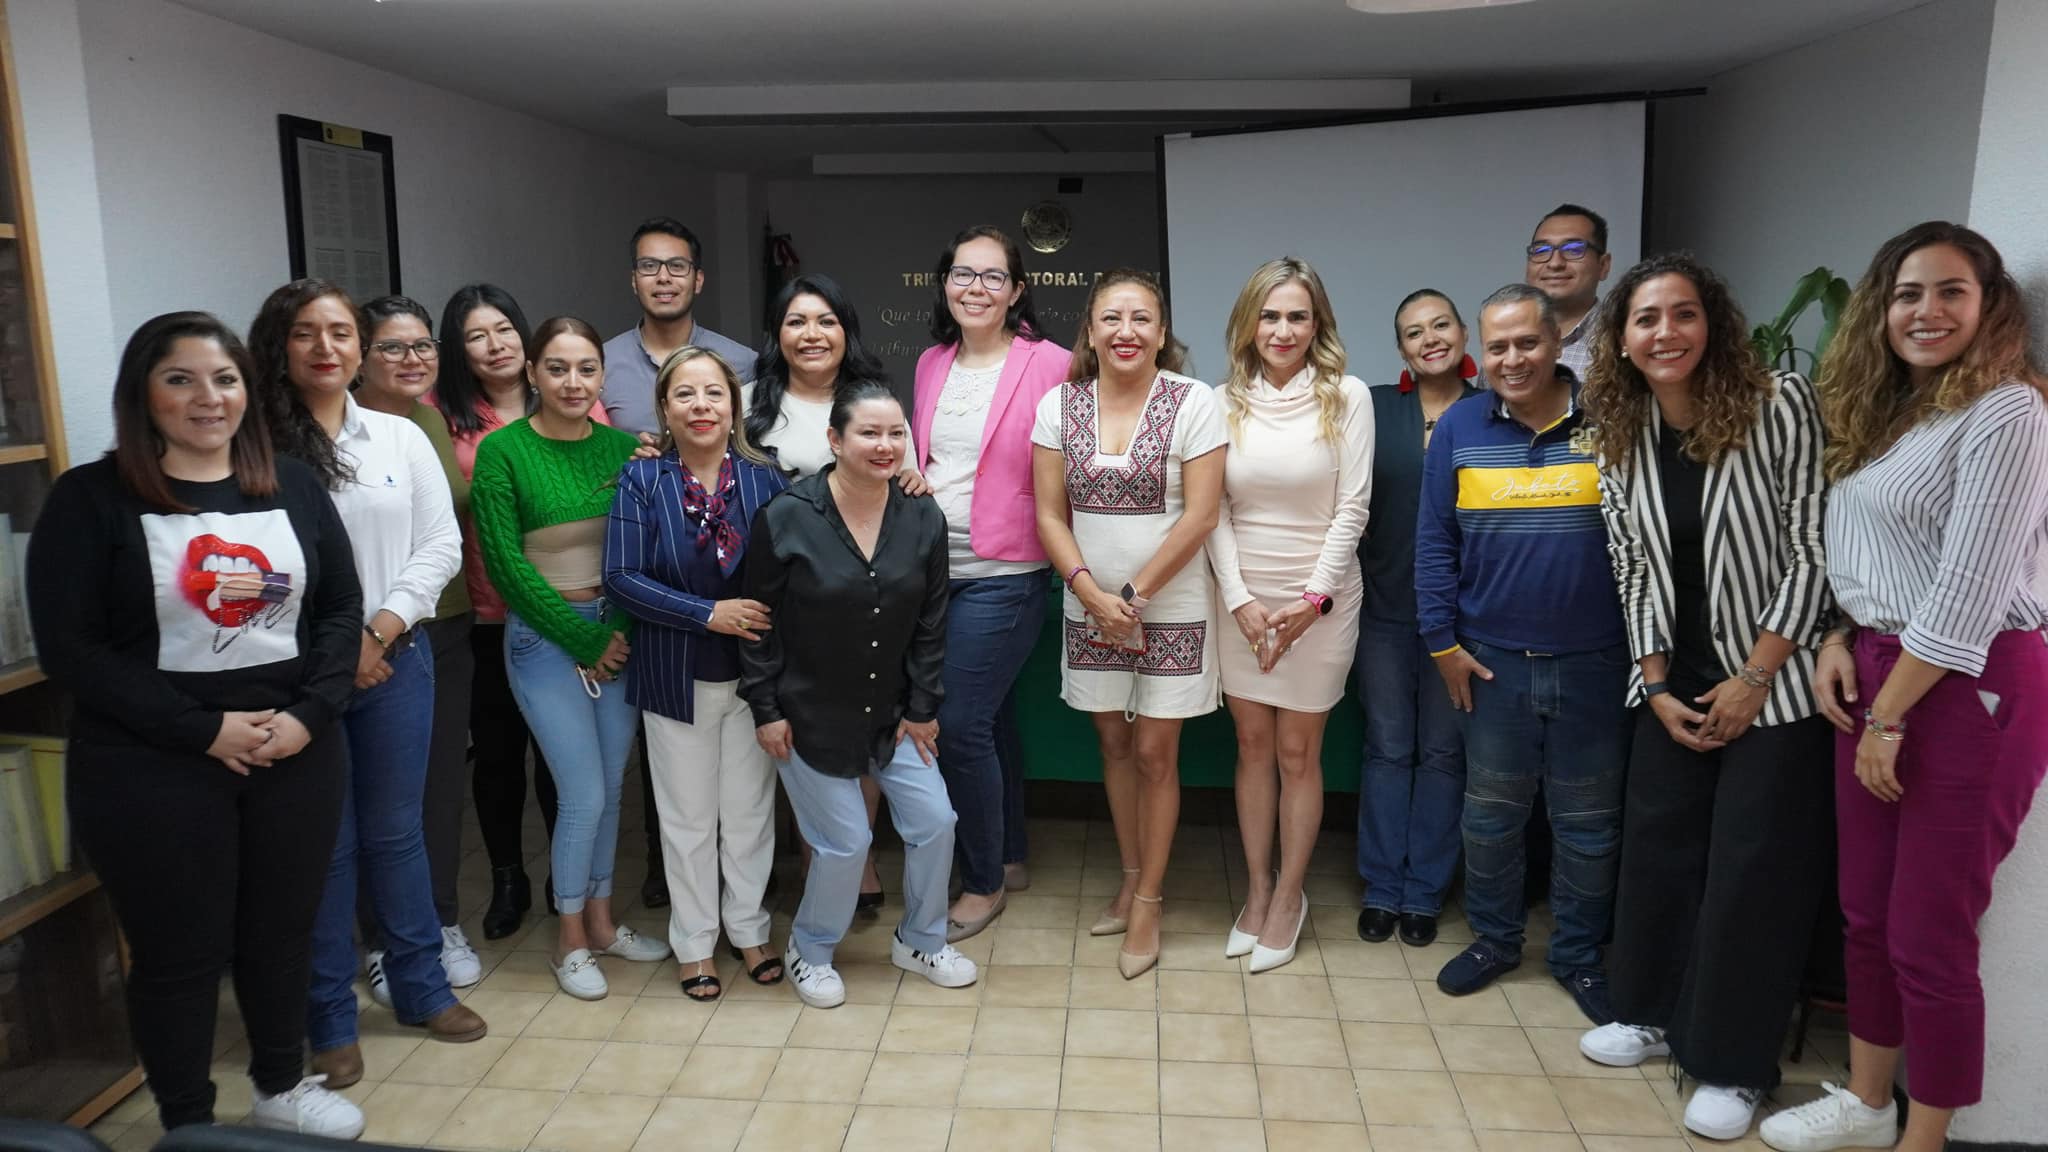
(1010, 576, 1366, 791)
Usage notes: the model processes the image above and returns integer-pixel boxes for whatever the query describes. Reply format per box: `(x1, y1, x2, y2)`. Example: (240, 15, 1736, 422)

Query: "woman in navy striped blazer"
(604, 346, 789, 1000)
(1579, 253, 1836, 1142)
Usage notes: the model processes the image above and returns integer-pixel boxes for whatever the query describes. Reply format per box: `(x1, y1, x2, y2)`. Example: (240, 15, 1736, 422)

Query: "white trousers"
(643, 680, 776, 963)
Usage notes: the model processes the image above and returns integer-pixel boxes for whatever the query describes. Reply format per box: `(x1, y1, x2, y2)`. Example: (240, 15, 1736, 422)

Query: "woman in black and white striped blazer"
(1576, 254, 1837, 1141)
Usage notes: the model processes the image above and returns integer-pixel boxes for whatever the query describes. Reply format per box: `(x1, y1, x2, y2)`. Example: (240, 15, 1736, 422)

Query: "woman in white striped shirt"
(1579, 254, 1836, 1141)
(1760, 222, 2048, 1152)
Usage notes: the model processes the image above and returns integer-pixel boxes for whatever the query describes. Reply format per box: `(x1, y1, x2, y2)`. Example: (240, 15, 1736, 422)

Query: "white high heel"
(1226, 871, 1279, 958)
(1248, 893, 1307, 974)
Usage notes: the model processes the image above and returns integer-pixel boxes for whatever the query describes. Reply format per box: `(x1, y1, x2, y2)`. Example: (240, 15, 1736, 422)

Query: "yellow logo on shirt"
(1457, 463, 1601, 510)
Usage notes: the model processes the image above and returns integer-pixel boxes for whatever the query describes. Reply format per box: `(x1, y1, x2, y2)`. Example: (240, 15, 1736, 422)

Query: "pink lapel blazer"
(912, 333, 1071, 565)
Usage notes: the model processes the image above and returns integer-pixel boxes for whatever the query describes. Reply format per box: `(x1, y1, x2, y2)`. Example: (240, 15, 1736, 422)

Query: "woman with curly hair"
(1760, 223, 2048, 1152)
(1572, 254, 1835, 1139)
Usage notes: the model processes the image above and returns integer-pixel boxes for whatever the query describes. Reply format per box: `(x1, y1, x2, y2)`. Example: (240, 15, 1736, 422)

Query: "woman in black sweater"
(27, 313, 365, 1138)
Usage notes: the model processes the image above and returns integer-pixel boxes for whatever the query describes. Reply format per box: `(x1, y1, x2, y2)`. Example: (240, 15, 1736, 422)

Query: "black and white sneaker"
(785, 943, 846, 1008)
(891, 933, 979, 988)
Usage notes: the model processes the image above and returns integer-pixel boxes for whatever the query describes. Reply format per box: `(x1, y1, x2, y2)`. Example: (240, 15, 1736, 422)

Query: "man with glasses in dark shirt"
(1524, 204, 1612, 380)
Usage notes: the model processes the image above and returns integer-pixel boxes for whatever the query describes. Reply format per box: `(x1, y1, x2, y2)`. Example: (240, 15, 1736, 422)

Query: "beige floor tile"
(633, 1097, 755, 1152)
(1355, 1068, 1467, 1128)
(860, 1051, 967, 1107)
(1553, 1077, 1682, 1136)
(578, 1041, 690, 1095)
(430, 1086, 564, 1150)
(882, 1005, 980, 1053)
(526, 993, 635, 1040)
(530, 1092, 659, 1152)
(958, 1052, 1063, 1109)
(358, 1081, 469, 1145)
(1158, 931, 1245, 972)
(989, 926, 1077, 966)
(1159, 1060, 1262, 1118)
(1370, 1124, 1480, 1152)
(1525, 1027, 1641, 1080)
(945, 1108, 1054, 1152)
(1475, 1132, 1585, 1152)
(974, 1005, 1069, 1055)
(836, 961, 907, 1005)
(670, 1044, 781, 1100)
(1244, 972, 1338, 1018)
(1332, 977, 1429, 1023)
(478, 951, 564, 994)
(1263, 1120, 1374, 1152)
(1053, 1109, 1161, 1151)
(1072, 930, 1129, 969)
(354, 1032, 426, 1081)
(1418, 982, 1520, 1027)
(785, 1002, 891, 1050)
(1002, 894, 1081, 928)
(895, 969, 987, 1006)
(592, 955, 661, 998)
(1322, 941, 1415, 980)
(1163, 1114, 1268, 1151)
(611, 998, 715, 1045)
(1065, 1007, 1158, 1059)
(1401, 942, 1476, 983)
(386, 1034, 515, 1087)
(981, 964, 1072, 1007)
(1343, 1021, 1446, 1071)
(1504, 981, 1595, 1028)
(1157, 1011, 1254, 1063)
(844, 1104, 955, 1152)
(1259, 1063, 1365, 1124)
(1059, 1056, 1160, 1113)
(1454, 1072, 1573, 1132)
(1159, 900, 1235, 935)
(1578, 1139, 1691, 1152)
(1248, 1014, 1350, 1067)
(1431, 1024, 1543, 1075)
(483, 1036, 605, 1091)
(1157, 969, 1246, 1014)
(761, 1046, 875, 1103)
(1068, 964, 1158, 1009)
(698, 1000, 802, 1048)
(734, 1100, 854, 1151)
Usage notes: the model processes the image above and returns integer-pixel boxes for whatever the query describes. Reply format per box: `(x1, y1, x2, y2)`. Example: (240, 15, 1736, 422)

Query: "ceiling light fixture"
(1346, 0, 1538, 12)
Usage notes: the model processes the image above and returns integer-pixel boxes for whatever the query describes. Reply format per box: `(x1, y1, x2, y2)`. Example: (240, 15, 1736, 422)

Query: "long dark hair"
(111, 311, 279, 512)
(745, 273, 889, 447)
(926, 224, 1045, 346)
(248, 278, 355, 491)
(435, 283, 535, 437)
(1065, 268, 1188, 382)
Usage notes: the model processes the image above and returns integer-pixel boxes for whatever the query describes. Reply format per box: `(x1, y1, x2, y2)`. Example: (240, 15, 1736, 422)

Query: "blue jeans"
(505, 602, 640, 914)
(1458, 639, 1629, 977)
(779, 737, 957, 965)
(1356, 622, 1467, 916)
(308, 635, 455, 1051)
(937, 572, 1048, 895)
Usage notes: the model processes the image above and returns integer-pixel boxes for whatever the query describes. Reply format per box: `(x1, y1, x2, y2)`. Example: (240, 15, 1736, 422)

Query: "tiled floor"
(91, 775, 1852, 1151)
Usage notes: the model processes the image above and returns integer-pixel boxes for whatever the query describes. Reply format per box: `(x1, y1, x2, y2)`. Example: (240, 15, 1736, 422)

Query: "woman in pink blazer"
(908, 225, 1070, 941)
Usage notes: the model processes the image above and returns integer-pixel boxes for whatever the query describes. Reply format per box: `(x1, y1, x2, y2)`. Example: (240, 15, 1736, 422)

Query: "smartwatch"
(1120, 582, 1150, 611)
(1642, 681, 1671, 698)
(1301, 591, 1332, 616)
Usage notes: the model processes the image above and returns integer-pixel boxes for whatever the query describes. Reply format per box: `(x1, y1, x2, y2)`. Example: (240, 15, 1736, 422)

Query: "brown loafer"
(309, 1042, 363, 1089)
(422, 1003, 488, 1043)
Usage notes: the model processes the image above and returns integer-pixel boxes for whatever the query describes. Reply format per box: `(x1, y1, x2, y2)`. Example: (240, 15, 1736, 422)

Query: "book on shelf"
(9, 530, 30, 665)
(0, 747, 51, 899)
(0, 516, 27, 667)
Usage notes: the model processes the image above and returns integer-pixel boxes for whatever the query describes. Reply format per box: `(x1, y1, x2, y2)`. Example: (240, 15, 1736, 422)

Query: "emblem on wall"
(1022, 199, 1073, 254)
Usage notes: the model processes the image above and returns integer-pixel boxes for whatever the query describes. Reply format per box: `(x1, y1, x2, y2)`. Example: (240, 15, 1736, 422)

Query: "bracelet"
(1863, 709, 1907, 739)
(1820, 638, 1850, 651)
(364, 622, 391, 648)
(1064, 564, 1091, 589)
(1642, 681, 1671, 698)
(1739, 663, 1775, 689)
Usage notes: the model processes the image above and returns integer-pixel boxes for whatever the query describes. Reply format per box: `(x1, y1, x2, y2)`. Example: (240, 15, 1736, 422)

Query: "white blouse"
(330, 395, 462, 629)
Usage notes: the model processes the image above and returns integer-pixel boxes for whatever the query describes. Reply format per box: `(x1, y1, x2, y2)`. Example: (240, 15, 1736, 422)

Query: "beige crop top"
(522, 517, 606, 592)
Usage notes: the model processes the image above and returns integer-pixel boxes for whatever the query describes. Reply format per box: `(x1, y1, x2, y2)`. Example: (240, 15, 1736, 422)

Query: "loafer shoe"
(1356, 907, 1396, 943)
(1436, 942, 1520, 996)
(1397, 913, 1438, 947)
(1558, 968, 1614, 1025)
(554, 948, 609, 1000)
(600, 924, 672, 963)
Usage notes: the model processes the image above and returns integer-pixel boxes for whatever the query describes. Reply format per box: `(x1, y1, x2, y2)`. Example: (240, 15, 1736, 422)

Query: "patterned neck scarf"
(681, 454, 744, 576)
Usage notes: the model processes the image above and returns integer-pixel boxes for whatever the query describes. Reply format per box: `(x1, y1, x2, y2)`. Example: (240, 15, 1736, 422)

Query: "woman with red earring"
(1354, 288, 1480, 948)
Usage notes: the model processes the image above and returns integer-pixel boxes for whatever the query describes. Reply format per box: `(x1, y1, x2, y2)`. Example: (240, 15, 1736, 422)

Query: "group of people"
(26, 201, 2044, 1152)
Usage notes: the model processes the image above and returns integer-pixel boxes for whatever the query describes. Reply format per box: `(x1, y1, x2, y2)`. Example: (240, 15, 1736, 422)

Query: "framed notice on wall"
(277, 114, 401, 301)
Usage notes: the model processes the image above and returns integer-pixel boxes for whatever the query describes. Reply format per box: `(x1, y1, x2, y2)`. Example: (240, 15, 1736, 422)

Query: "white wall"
(24, 0, 722, 459)
(1651, 0, 1995, 327)
(1953, 1, 2048, 1143)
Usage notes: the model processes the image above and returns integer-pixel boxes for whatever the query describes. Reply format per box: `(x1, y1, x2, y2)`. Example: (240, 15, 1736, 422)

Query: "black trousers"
(360, 613, 476, 942)
(1608, 706, 1835, 1088)
(470, 619, 557, 870)
(69, 735, 346, 1129)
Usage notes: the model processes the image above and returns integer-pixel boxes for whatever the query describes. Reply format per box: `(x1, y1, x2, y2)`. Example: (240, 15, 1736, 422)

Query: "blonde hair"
(1065, 268, 1189, 382)
(1221, 258, 1347, 444)
(655, 346, 773, 467)
(1818, 221, 2045, 479)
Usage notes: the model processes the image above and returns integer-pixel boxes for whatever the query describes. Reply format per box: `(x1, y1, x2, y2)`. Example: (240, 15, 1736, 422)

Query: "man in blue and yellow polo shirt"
(1414, 282, 1628, 1025)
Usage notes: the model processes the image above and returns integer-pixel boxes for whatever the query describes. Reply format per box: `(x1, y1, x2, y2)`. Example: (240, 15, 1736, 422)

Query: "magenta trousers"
(1836, 628, 2048, 1108)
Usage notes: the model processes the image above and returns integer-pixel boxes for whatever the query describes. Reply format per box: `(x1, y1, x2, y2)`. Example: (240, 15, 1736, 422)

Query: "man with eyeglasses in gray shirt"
(603, 217, 759, 438)
(1523, 203, 1613, 380)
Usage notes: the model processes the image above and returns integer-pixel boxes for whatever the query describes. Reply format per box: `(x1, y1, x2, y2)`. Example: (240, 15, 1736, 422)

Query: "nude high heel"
(1118, 894, 1164, 980)
(1090, 868, 1141, 936)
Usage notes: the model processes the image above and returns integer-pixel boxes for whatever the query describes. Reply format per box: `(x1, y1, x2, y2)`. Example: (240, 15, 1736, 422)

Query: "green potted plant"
(1750, 267, 1852, 374)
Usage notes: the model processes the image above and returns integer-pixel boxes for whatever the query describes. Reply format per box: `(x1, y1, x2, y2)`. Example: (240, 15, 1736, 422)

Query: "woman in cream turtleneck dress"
(1208, 258, 1374, 974)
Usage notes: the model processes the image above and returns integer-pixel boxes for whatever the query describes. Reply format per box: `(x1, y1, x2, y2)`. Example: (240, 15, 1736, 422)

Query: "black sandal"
(680, 961, 722, 1001)
(729, 945, 785, 985)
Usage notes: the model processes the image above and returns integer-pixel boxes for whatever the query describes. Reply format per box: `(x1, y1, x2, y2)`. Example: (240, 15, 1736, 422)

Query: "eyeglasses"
(634, 257, 698, 278)
(947, 266, 1012, 292)
(1527, 240, 1601, 262)
(370, 339, 440, 362)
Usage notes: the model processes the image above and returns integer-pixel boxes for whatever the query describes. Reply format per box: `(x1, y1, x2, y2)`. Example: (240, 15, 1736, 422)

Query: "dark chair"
(0, 1121, 113, 1152)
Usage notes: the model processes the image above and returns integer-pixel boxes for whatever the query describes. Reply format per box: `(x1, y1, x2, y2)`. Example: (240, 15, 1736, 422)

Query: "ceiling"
(171, 0, 1927, 171)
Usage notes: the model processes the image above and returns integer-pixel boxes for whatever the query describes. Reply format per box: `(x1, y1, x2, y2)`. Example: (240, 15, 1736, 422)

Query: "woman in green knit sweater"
(471, 315, 672, 1000)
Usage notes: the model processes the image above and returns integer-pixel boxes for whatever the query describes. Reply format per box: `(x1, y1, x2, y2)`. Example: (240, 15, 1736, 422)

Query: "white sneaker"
(785, 943, 845, 1008)
(365, 951, 392, 1010)
(441, 925, 482, 988)
(249, 1074, 366, 1140)
(600, 924, 672, 963)
(1686, 1083, 1765, 1141)
(554, 948, 609, 1000)
(1578, 1022, 1669, 1067)
(1759, 1082, 1897, 1151)
(891, 933, 979, 988)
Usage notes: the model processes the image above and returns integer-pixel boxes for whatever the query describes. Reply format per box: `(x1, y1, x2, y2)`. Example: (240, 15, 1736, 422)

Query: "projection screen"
(1162, 100, 1647, 385)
